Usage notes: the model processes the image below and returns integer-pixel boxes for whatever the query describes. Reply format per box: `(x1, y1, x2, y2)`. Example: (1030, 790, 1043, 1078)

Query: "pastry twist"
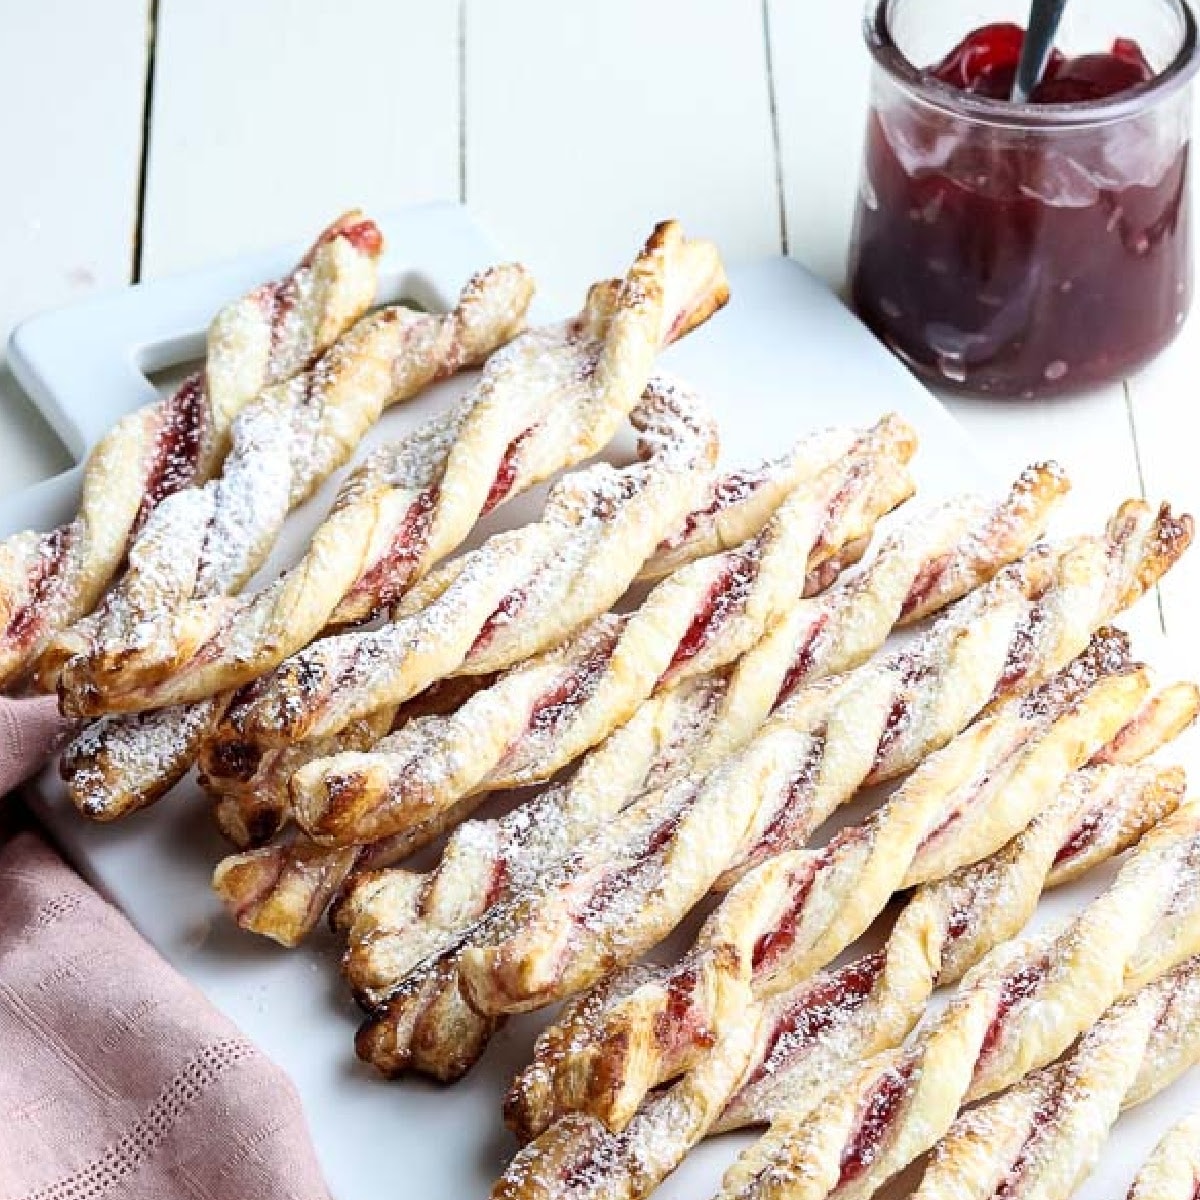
(213, 375, 721, 753)
(337, 465, 1064, 1011)
(58, 220, 726, 718)
(1126, 1114, 1200, 1200)
(209, 417, 917, 947)
(53, 262, 533, 819)
(285, 415, 920, 848)
(204, 423, 867, 852)
(209, 677, 488, 938)
(546, 642, 1199, 1136)
(59, 222, 727, 819)
(911, 957, 1200, 1200)
(65, 364, 706, 823)
(456, 502, 1189, 1020)
(0, 211, 382, 691)
(198, 375, 721, 853)
(47, 261, 535, 693)
(55, 260, 533, 820)
(487, 733, 1192, 1200)
(716, 754, 1192, 1134)
(637, 427, 867, 582)
(492, 1006, 763, 1200)
(351, 511, 1175, 1086)
(212, 413, 926, 847)
(714, 800, 1200, 1200)
(508, 661, 1193, 1142)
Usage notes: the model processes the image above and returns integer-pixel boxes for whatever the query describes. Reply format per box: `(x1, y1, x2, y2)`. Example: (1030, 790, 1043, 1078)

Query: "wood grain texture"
(139, 0, 460, 277)
(0, 0, 150, 496)
(465, 0, 782, 301)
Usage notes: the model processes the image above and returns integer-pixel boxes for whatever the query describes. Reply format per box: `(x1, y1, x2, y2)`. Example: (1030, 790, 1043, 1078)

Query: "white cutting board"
(7, 203, 1197, 1200)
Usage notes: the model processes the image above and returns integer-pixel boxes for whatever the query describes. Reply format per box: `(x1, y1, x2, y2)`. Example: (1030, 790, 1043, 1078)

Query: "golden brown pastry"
(283, 414, 917, 848)
(336, 465, 1064, 1009)
(65, 370, 710, 823)
(351, 509, 1177, 1087)
(0, 211, 383, 692)
(713, 801, 1200, 1200)
(214, 375, 721, 752)
(911, 958, 1200, 1200)
(209, 416, 919, 946)
(638, 427, 869, 581)
(720, 762, 1189, 1134)
(57, 221, 727, 718)
(456, 503, 1189, 1021)
(1126, 1114, 1200, 1200)
(488, 747, 1193, 1200)
(59, 222, 729, 819)
(504, 638, 1187, 1139)
(45, 262, 534, 692)
(208, 415, 924, 853)
(54, 262, 532, 814)
(200, 421, 884, 853)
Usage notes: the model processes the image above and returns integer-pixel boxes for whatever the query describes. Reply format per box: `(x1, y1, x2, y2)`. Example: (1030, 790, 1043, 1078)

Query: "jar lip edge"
(863, 0, 1200, 127)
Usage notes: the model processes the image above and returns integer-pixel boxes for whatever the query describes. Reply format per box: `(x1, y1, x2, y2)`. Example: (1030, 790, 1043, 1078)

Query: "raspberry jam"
(850, 4, 1200, 398)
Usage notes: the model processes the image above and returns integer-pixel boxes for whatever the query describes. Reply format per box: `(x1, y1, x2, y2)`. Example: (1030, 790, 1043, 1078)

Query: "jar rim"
(863, 0, 1200, 128)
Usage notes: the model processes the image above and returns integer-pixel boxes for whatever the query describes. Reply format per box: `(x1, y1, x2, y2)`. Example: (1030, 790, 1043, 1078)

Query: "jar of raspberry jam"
(848, 0, 1200, 398)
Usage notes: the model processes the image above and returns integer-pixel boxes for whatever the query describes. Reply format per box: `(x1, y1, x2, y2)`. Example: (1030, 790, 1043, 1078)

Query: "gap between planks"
(131, 0, 160, 283)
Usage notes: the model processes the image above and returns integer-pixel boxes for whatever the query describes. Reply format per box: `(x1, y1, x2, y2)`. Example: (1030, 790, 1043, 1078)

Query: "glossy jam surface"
(929, 23, 1155, 103)
(850, 23, 1192, 397)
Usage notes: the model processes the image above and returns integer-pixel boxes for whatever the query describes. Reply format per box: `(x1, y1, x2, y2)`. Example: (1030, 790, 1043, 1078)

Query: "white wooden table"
(2, 0, 1196, 645)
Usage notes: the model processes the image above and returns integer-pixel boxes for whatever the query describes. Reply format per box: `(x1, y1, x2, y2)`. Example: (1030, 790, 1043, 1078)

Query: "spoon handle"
(1012, 0, 1070, 102)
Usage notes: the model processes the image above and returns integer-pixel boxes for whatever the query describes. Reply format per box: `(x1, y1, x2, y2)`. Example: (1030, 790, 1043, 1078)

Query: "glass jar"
(848, 0, 1200, 398)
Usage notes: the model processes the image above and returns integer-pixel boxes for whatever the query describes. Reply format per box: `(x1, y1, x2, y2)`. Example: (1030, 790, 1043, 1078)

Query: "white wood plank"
(765, 0, 868, 289)
(140, 0, 460, 278)
(1122, 307, 1200, 637)
(0, 0, 149, 497)
(465, 0, 781, 302)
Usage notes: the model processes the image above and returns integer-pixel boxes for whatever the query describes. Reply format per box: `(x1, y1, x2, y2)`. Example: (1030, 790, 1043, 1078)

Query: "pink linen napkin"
(0, 831, 332, 1200)
(0, 695, 69, 795)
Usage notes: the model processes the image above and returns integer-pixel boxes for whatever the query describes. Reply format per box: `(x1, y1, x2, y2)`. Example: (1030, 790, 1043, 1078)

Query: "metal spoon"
(1011, 0, 1070, 102)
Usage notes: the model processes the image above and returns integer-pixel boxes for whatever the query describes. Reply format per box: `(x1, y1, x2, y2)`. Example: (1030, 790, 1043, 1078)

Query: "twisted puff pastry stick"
(214, 375, 723, 753)
(350, 513, 1162, 1086)
(53, 262, 533, 816)
(713, 800, 1200, 1200)
(717, 757, 1192, 1133)
(285, 415, 920, 848)
(910, 957, 1200, 1200)
(1126, 1114, 1200, 1200)
(59, 222, 727, 818)
(489, 759, 1189, 1200)
(338, 465, 1065, 1012)
(59, 219, 726, 717)
(456, 502, 1190, 1019)
(209, 416, 916, 946)
(0, 211, 382, 692)
(636, 431, 868, 583)
(205, 422, 870, 851)
(55, 260, 534, 819)
(507, 654, 1194, 1142)
(537, 640, 1197, 1138)
(200, 376, 721, 849)
(46, 261, 535, 692)
(70, 361, 706, 821)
